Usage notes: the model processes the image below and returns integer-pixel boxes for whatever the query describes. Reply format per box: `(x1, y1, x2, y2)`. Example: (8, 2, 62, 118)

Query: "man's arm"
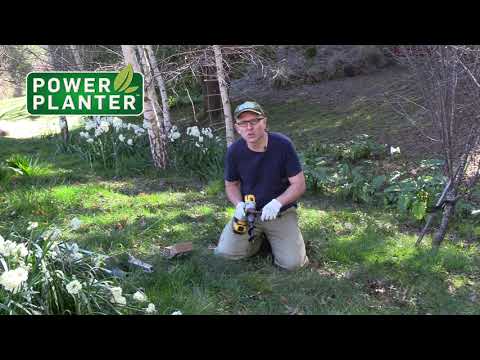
(225, 180, 243, 206)
(276, 171, 306, 206)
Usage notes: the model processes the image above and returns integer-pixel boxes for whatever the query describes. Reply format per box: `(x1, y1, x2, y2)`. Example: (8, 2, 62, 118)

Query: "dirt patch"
(231, 65, 406, 109)
(231, 65, 445, 161)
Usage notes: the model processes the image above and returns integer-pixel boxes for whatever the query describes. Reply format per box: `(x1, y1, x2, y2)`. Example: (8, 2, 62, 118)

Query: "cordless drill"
(232, 194, 260, 242)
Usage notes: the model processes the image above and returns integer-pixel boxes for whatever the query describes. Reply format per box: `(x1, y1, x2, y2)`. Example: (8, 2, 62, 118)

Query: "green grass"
(1, 98, 479, 315)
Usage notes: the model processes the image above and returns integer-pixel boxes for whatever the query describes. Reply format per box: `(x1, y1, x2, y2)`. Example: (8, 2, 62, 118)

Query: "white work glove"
(261, 199, 282, 221)
(234, 201, 246, 220)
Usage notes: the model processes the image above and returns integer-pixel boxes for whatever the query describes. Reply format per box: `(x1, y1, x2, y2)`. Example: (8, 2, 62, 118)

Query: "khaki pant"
(214, 207, 309, 270)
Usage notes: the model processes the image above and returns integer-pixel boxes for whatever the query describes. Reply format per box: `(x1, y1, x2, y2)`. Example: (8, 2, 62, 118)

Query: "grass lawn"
(1, 98, 479, 315)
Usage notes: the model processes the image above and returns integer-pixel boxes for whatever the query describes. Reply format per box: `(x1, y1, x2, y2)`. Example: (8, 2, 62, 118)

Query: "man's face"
(235, 111, 267, 145)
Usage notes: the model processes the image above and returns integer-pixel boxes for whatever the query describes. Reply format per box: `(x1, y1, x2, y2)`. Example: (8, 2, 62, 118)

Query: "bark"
(69, 45, 83, 70)
(47, 45, 69, 144)
(59, 116, 69, 144)
(213, 45, 234, 146)
(145, 45, 172, 132)
(432, 200, 456, 248)
(137, 46, 169, 170)
(121, 45, 167, 169)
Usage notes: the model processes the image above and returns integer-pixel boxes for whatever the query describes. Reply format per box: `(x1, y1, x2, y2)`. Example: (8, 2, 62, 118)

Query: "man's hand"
(261, 199, 282, 221)
(234, 201, 246, 220)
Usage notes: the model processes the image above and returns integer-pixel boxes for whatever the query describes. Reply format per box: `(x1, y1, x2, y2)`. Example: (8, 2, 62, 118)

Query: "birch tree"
(144, 45, 172, 132)
(213, 45, 234, 146)
(46, 45, 69, 145)
(69, 45, 83, 70)
(121, 45, 167, 169)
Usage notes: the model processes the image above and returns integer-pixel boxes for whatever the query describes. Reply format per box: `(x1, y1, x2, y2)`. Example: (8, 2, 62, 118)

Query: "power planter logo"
(26, 64, 144, 116)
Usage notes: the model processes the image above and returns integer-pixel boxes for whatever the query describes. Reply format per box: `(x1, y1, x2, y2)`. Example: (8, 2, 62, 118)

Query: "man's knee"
(275, 255, 309, 271)
(213, 245, 248, 260)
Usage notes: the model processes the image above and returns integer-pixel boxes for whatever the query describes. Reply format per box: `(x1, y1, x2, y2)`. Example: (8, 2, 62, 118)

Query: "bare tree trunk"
(121, 45, 167, 169)
(389, 45, 480, 250)
(432, 193, 456, 248)
(145, 45, 172, 132)
(138, 46, 164, 130)
(137, 46, 169, 169)
(69, 45, 83, 70)
(213, 45, 234, 146)
(47, 45, 69, 145)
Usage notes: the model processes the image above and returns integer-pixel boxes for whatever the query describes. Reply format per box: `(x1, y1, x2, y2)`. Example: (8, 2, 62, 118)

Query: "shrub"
(301, 135, 446, 221)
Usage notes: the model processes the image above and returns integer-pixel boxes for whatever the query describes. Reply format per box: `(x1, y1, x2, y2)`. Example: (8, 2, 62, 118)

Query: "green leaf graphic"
(124, 86, 139, 94)
(114, 64, 134, 92)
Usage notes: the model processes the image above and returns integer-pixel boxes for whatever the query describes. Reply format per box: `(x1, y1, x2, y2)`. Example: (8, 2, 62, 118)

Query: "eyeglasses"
(235, 117, 264, 127)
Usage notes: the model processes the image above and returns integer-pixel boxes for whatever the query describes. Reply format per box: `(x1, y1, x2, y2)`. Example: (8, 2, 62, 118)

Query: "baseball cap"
(234, 101, 266, 120)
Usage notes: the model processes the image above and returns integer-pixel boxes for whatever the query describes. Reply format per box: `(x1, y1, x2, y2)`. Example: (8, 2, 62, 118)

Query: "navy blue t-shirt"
(224, 132, 303, 212)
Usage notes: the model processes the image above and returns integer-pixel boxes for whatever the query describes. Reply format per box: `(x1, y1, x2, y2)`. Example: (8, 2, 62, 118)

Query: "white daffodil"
(187, 126, 200, 137)
(0, 267, 29, 293)
(86, 138, 94, 143)
(171, 310, 183, 315)
(94, 128, 103, 137)
(27, 222, 38, 231)
(145, 303, 156, 314)
(112, 117, 123, 130)
(16, 243, 28, 258)
(390, 146, 401, 155)
(127, 139, 133, 146)
(195, 142, 200, 148)
(133, 291, 148, 303)
(198, 136, 204, 143)
(85, 120, 97, 131)
(134, 128, 145, 136)
(129, 124, 141, 133)
(118, 134, 125, 142)
(111, 294, 127, 306)
(42, 228, 61, 241)
(100, 121, 110, 133)
(0, 240, 18, 257)
(201, 127, 213, 139)
(70, 218, 82, 230)
(110, 286, 123, 298)
(66, 280, 82, 295)
(168, 131, 181, 142)
(109, 286, 127, 305)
